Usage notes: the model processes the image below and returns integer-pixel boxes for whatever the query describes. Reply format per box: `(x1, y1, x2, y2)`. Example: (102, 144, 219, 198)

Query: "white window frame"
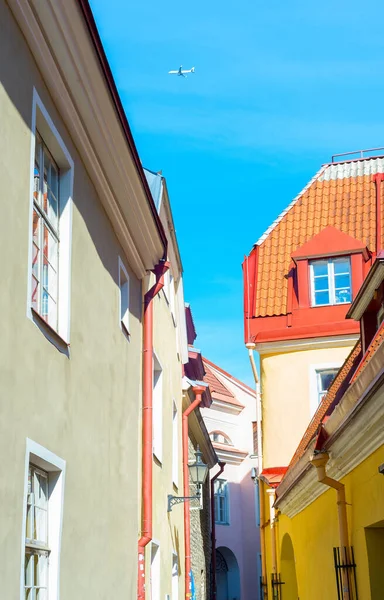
(20, 439, 66, 600)
(172, 400, 178, 486)
(153, 353, 163, 463)
(309, 362, 341, 416)
(214, 479, 229, 525)
(169, 274, 176, 326)
(118, 257, 130, 336)
(172, 552, 178, 600)
(150, 541, 160, 600)
(27, 89, 73, 344)
(309, 257, 351, 307)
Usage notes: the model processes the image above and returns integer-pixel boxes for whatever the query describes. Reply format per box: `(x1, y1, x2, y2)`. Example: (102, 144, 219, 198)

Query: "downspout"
(138, 261, 169, 600)
(373, 173, 384, 253)
(183, 385, 206, 600)
(246, 343, 267, 589)
(267, 489, 277, 581)
(211, 462, 226, 600)
(311, 452, 350, 600)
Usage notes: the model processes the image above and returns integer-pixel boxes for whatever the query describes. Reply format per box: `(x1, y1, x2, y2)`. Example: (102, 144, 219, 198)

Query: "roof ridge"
(202, 356, 256, 396)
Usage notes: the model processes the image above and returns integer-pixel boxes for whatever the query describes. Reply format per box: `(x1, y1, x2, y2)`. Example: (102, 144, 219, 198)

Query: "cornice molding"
(277, 377, 384, 518)
(256, 334, 358, 355)
(8, 0, 164, 278)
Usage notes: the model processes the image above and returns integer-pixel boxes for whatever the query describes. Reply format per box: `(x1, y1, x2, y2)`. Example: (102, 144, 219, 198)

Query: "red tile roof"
(203, 360, 245, 408)
(203, 356, 256, 395)
(254, 158, 384, 317)
(260, 467, 288, 489)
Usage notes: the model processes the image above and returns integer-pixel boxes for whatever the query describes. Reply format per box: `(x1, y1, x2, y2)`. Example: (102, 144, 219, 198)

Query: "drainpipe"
(373, 173, 384, 253)
(246, 343, 267, 589)
(211, 462, 226, 600)
(138, 261, 169, 600)
(183, 385, 206, 600)
(310, 452, 350, 600)
(267, 489, 278, 575)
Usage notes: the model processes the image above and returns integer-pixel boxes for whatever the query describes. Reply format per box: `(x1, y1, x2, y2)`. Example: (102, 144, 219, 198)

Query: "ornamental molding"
(277, 379, 384, 518)
(256, 334, 358, 355)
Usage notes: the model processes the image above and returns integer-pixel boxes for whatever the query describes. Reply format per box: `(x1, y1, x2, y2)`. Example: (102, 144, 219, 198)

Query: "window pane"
(43, 225, 58, 272)
(314, 290, 330, 305)
(37, 590, 47, 600)
(25, 589, 34, 600)
(35, 553, 48, 587)
(334, 259, 350, 275)
(34, 140, 41, 205)
(25, 553, 34, 587)
(314, 277, 329, 292)
(335, 288, 351, 303)
(320, 371, 336, 391)
(334, 274, 350, 289)
(312, 262, 328, 277)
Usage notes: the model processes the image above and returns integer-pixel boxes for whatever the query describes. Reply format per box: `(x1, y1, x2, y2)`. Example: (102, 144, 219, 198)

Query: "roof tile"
(254, 157, 382, 317)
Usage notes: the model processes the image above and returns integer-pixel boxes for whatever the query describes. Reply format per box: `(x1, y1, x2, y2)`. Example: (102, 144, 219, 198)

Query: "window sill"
(310, 301, 351, 308)
(31, 308, 70, 356)
(215, 521, 230, 526)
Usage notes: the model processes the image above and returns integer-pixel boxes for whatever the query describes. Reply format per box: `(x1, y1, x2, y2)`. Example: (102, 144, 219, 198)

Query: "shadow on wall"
(280, 533, 298, 600)
(0, 2, 142, 330)
(216, 546, 241, 600)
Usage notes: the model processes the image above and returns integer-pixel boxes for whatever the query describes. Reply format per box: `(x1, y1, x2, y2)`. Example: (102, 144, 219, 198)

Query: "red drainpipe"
(210, 462, 226, 600)
(183, 385, 206, 599)
(373, 173, 384, 253)
(138, 260, 170, 600)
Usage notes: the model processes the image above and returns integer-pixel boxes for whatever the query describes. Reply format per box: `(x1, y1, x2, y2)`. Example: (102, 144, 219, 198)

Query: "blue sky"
(90, 0, 384, 385)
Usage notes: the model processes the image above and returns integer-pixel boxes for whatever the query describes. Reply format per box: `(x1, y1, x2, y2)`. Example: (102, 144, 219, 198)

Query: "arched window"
(209, 431, 232, 446)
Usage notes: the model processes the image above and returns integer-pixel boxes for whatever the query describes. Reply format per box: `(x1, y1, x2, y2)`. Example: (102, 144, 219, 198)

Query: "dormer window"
(210, 431, 232, 445)
(310, 258, 351, 307)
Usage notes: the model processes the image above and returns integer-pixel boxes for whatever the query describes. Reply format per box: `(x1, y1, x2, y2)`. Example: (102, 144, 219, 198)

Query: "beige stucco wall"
(144, 263, 185, 597)
(0, 2, 144, 598)
(261, 343, 355, 468)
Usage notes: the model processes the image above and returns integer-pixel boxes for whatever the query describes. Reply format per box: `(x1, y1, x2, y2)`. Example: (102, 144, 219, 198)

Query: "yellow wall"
(261, 344, 355, 468)
(262, 446, 384, 599)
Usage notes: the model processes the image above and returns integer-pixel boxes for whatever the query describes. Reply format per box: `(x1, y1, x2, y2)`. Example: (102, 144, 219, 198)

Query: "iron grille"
(333, 547, 358, 600)
(271, 573, 285, 600)
(260, 576, 268, 600)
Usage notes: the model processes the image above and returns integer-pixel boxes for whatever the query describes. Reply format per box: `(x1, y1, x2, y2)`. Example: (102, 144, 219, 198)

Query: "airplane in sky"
(168, 65, 195, 78)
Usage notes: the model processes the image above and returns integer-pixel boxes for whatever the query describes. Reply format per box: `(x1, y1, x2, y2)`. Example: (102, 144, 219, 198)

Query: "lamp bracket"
(167, 491, 201, 512)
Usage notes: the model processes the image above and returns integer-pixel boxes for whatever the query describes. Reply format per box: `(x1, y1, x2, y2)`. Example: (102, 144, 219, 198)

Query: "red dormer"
(243, 156, 384, 345)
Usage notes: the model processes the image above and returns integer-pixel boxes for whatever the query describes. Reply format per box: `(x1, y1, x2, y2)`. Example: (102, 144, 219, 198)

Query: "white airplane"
(168, 65, 195, 78)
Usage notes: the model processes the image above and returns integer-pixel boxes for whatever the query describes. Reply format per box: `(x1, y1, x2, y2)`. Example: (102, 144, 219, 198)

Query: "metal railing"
(331, 147, 384, 163)
(333, 546, 358, 600)
(271, 573, 285, 600)
(260, 575, 268, 600)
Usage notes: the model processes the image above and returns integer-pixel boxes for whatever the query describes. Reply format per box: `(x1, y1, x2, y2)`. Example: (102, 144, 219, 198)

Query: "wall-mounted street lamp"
(168, 446, 208, 512)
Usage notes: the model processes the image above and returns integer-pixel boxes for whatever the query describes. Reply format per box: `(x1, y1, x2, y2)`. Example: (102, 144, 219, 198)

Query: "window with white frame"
(32, 134, 60, 329)
(118, 258, 130, 335)
(28, 90, 73, 343)
(209, 431, 232, 446)
(172, 401, 178, 486)
(169, 274, 176, 325)
(22, 439, 65, 600)
(153, 354, 163, 462)
(150, 543, 160, 600)
(25, 465, 49, 599)
(310, 257, 351, 307)
(214, 479, 229, 525)
(172, 552, 178, 600)
(316, 369, 338, 403)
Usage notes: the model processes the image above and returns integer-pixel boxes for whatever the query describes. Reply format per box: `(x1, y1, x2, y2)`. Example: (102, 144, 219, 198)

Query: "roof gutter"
(77, 0, 168, 257)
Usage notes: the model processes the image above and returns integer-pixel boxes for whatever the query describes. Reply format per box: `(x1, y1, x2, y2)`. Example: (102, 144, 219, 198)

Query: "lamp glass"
(188, 447, 208, 486)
